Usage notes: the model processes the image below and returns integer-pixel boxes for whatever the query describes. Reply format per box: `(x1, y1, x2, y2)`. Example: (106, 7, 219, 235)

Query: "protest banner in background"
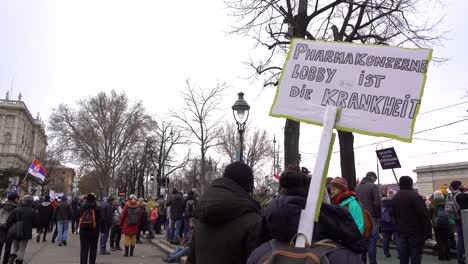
(270, 39, 432, 142)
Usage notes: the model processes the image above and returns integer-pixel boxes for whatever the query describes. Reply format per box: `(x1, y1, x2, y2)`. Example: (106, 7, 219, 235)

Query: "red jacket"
(120, 200, 141, 235)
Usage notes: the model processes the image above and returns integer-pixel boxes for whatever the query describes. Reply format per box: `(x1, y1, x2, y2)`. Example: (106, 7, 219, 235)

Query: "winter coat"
(37, 201, 53, 227)
(71, 198, 80, 219)
(120, 200, 141, 235)
(0, 201, 18, 243)
(429, 197, 447, 228)
(54, 201, 73, 221)
(156, 199, 166, 216)
(6, 200, 38, 240)
(184, 195, 197, 218)
(188, 177, 262, 264)
(355, 177, 381, 219)
(166, 192, 185, 221)
(79, 200, 101, 236)
(392, 188, 431, 239)
(380, 197, 397, 232)
(112, 206, 122, 226)
(146, 200, 156, 214)
(247, 194, 366, 264)
(99, 201, 114, 232)
(339, 196, 364, 234)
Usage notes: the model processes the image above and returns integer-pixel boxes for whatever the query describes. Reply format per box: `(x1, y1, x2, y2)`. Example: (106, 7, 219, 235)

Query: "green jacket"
(429, 198, 446, 227)
(341, 196, 364, 234)
(146, 200, 156, 214)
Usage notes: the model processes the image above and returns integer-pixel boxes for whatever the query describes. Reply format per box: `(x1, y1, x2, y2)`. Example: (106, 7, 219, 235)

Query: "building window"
(6, 115, 15, 128)
(4, 133, 11, 144)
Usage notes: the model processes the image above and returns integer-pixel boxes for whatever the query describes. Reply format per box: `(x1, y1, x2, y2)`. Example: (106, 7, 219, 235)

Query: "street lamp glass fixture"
(232, 92, 250, 124)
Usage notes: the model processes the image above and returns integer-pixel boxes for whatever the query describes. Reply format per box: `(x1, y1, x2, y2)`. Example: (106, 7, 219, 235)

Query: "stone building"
(0, 94, 47, 169)
(45, 163, 76, 195)
(414, 161, 468, 197)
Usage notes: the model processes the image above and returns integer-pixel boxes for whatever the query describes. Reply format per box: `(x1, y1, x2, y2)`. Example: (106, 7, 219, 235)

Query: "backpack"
(185, 200, 195, 217)
(150, 208, 158, 223)
(436, 207, 450, 226)
(259, 238, 342, 264)
(381, 207, 392, 224)
(361, 208, 373, 239)
(0, 208, 11, 229)
(445, 192, 461, 221)
(80, 209, 96, 230)
(126, 207, 139, 226)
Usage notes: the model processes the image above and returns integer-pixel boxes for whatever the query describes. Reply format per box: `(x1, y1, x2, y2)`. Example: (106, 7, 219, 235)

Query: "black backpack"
(126, 207, 139, 226)
(185, 200, 195, 217)
(259, 238, 341, 264)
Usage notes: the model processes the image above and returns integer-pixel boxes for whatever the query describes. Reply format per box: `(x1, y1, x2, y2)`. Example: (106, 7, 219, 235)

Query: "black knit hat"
(223, 162, 254, 193)
(7, 192, 19, 201)
(399, 176, 413, 189)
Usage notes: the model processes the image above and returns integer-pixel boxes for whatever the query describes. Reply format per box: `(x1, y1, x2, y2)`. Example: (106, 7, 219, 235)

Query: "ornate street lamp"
(232, 92, 250, 163)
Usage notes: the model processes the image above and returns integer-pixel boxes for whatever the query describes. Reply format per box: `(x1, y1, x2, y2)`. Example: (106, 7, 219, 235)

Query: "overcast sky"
(1, 1, 467, 187)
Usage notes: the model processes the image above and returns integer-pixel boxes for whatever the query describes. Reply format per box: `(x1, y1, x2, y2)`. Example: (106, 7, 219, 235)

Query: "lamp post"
(273, 135, 277, 176)
(232, 92, 250, 163)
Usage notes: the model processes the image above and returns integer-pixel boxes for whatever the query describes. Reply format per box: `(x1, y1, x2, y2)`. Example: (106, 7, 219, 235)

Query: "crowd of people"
(1, 161, 468, 264)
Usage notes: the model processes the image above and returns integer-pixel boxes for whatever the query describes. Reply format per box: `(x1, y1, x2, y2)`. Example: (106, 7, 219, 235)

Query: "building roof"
(413, 161, 468, 173)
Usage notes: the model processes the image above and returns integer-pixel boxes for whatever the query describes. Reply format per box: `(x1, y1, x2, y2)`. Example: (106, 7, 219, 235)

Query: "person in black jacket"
(183, 191, 197, 239)
(6, 195, 38, 264)
(188, 162, 262, 264)
(99, 196, 114, 255)
(0, 193, 19, 264)
(392, 176, 431, 264)
(166, 190, 185, 244)
(380, 190, 400, 258)
(36, 195, 53, 243)
(54, 196, 73, 247)
(79, 193, 101, 264)
(71, 197, 80, 234)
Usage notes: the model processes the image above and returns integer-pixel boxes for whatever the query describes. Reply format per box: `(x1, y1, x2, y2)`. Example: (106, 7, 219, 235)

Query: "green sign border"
(269, 38, 434, 143)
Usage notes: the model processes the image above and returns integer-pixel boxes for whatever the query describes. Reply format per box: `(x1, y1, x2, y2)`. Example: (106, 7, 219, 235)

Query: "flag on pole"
(28, 159, 47, 181)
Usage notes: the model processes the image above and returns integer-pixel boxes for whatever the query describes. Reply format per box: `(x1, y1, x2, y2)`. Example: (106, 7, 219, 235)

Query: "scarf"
(332, 190, 357, 205)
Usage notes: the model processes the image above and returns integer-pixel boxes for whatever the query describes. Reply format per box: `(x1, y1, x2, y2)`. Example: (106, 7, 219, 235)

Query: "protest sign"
(376, 147, 401, 169)
(270, 39, 432, 142)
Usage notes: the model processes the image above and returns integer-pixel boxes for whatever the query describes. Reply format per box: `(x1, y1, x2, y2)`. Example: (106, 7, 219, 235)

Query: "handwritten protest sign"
(270, 39, 432, 142)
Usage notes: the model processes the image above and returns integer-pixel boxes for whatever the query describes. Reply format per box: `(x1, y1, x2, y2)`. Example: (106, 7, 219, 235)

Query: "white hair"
(129, 194, 137, 201)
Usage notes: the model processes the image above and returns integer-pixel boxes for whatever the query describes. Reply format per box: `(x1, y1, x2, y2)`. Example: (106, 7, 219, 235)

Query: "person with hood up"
(392, 176, 431, 264)
(381, 189, 400, 258)
(355, 171, 381, 264)
(247, 167, 365, 264)
(0, 193, 19, 264)
(54, 196, 73, 247)
(71, 197, 80, 234)
(187, 161, 262, 264)
(79, 193, 101, 264)
(120, 194, 141, 257)
(166, 190, 185, 244)
(6, 195, 38, 264)
(36, 195, 53, 243)
(330, 177, 364, 234)
(429, 190, 450, 261)
(99, 196, 114, 255)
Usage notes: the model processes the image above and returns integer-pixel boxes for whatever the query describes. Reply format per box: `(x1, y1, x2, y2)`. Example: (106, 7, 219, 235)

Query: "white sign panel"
(270, 39, 432, 142)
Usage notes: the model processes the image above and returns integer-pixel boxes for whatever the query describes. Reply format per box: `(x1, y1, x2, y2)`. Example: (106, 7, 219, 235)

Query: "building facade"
(0, 96, 47, 170)
(414, 161, 468, 197)
(46, 163, 76, 195)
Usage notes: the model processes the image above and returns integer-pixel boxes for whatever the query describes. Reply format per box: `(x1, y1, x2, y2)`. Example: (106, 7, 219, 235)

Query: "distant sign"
(118, 192, 125, 198)
(270, 39, 432, 142)
(376, 147, 401, 169)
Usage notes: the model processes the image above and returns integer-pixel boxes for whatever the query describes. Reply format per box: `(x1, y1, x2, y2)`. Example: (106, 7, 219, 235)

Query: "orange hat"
(441, 184, 449, 196)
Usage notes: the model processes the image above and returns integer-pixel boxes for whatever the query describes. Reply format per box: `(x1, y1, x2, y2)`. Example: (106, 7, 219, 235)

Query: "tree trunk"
(338, 130, 357, 190)
(284, 119, 300, 168)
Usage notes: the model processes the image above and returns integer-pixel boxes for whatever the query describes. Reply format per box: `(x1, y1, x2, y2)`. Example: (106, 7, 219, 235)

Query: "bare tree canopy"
(171, 80, 227, 193)
(48, 90, 148, 197)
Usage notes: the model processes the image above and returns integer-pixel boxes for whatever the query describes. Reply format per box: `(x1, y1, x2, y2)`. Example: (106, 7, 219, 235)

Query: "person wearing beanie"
(429, 190, 450, 261)
(98, 196, 114, 255)
(79, 193, 101, 264)
(356, 171, 381, 264)
(392, 176, 431, 264)
(166, 189, 185, 245)
(187, 162, 262, 264)
(36, 195, 54, 243)
(440, 184, 449, 197)
(381, 189, 400, 258)
(0, 193, 19, 264)
(330, 177, 365, 235)
(6, 195, 38, 264)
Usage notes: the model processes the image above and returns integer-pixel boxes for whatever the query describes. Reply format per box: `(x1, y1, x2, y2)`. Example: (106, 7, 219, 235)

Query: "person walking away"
(183, 191, 196, 239)
(247, 168, 365, 264)
(163, 217, 195, 263)
(120, 195, 140, 257)
(71, 197, 80, 234)
(54, 196, 73, 247)
(429, 190, 450, 261)
(392, 176, 431, 264)
(79, 193, 101, 264)
(330, 177, 365, 234)
(187, 162, 262, 264)
(51, 198, 60, 243)
(381, 190, 400, 258)
(166, 190, 185, 245)
(145, 195, 156, 218)
(36, 195, 53, 243)
(446, 180, 468, 264)
(0, 193, 19, 264)
(136, 199, 146, 243)
(441, 184, 457, 251)
(99, 196, 114, 255)
(6, 195, 38, 264)
(156, 195, 166, 235)
(110, 199, 122, 251)
(148, 204, 158, 239)
(356, 171, 381, 264)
